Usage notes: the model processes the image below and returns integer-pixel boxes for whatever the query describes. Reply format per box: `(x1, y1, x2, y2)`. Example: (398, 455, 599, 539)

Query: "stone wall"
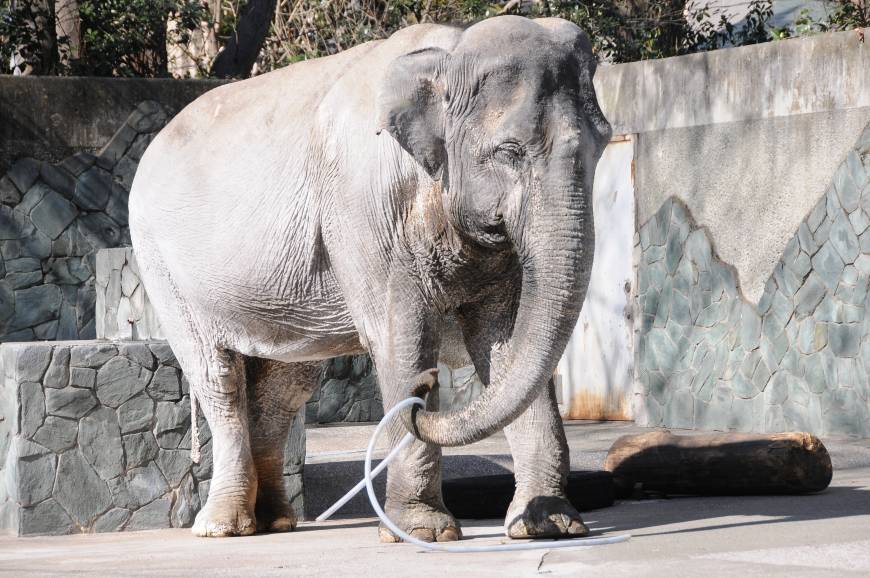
(0, 101, 171, 343)
(597, 28, 869, 305)
(0, 340, 304, 536)
(633, 123, 870, 436)
(0, 77, 223, 175)
(95, 247, 162, 341)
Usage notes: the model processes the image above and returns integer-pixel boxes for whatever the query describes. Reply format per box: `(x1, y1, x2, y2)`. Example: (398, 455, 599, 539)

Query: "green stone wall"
(634, 123, 870, 436)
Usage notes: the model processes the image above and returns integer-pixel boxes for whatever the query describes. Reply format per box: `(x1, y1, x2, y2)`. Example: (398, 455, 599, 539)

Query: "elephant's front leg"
(373, 362, 461, 543)
(366, 286, 461, 543)
(192, 349, 258, 537)
(503, 378, 588, 539)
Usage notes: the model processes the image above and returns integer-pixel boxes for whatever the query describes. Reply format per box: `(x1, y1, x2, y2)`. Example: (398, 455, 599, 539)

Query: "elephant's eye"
(493, 141, 525, 167)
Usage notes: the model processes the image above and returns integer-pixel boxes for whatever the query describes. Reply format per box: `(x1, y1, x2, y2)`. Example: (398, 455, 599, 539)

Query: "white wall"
(556, 138, 636, 420)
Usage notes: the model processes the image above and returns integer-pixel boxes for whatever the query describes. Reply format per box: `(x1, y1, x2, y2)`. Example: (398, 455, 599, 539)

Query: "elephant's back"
(128, 22, 465, 314)
(130, 22, 463, 235)
(131, 39, 380, 218)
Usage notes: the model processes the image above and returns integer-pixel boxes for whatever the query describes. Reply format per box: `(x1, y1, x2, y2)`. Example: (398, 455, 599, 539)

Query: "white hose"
(318, 396, 631, 552)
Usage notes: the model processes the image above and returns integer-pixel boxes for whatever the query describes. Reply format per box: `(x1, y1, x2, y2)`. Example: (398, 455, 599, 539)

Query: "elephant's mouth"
(474, 218, 509, 249)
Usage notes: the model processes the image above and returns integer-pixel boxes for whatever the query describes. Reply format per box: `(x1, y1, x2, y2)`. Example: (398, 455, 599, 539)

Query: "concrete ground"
(2, 422, 870, 577)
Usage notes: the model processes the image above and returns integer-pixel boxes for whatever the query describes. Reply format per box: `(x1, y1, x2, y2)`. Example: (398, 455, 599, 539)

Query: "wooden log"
(604, 431, 832, 498)
(442, 471, 614, 519)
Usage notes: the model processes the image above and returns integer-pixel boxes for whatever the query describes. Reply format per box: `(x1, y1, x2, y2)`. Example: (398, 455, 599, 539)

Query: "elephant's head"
(378, 16, 612, 446)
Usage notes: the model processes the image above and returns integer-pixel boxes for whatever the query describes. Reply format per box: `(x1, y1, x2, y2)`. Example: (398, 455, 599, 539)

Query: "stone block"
(61, 152, 97, 177)
(833, 157, 861, 213)
(664, 388, 694, 429)
(17, 500, 75, 536)
(148, 366, 181, 401)
(43, 348, 70, 388)
(18, 382, 45, 438)
(156, 449, 191, 487)
(69, 366, 96, 389)
(118, 393, 154, 434)
(73, 167, 112, 211)
(4, 438, 56, 507)
(109, 462, 167, 511)
(0, 176, 20, 206)
(170, 475, 200, 528)
(0, 341, 306, 536)
(829, 212, 861, 264)
(95, 248, 163, 340)
(9, 284, 61, 334)
(45, 386, 98, 419)
(31, 417, 77, 453)
(38, 164, 76, 199)
(30, 191, 78, 240)
(119, 343, 155, 370)
(54, 449, 112, 526)
(123, 432, 159, 470)
(77, 213, 122, 250)
(93, 508, 132, 533)
(6, 159, 41, 193)
(95, 357, 152, 407)
(78, 407, 125, 479)
(793, 273, 826, 317)
(829, 323, 862, 357)
(70, 343, 118, 368)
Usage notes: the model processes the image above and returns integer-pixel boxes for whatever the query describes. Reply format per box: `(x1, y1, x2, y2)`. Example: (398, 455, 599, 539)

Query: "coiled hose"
(317, 397, 631, 552)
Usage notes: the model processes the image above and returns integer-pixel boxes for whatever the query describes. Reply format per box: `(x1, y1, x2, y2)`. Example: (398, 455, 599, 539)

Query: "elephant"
(129, 15, 611, 541)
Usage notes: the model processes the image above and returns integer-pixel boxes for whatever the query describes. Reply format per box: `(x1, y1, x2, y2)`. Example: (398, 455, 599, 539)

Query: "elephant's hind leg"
(189, 348, 258, 537)
(245, 358, 320, 533)
(133, 236, 257, 537)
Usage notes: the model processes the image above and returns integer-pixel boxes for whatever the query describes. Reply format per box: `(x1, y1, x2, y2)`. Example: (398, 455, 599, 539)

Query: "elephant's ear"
(377, 47, 449, 178)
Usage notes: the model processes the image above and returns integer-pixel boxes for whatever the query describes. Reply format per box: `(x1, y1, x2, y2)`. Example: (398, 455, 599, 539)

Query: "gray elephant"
(129, 15, 611, 541)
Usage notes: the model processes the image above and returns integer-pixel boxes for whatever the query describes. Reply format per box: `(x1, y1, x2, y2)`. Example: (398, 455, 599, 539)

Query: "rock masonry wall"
(0, 340, 304, 536)
(634, 123, 870, 436)
(96, 248, 162, 341)
(0, 101, 169, 343)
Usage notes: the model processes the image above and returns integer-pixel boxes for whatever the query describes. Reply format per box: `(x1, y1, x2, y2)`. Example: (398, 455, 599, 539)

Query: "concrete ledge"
(0, 340, 304, 536)
(0, 77, 225, 174)
(595, 27, 870, 136)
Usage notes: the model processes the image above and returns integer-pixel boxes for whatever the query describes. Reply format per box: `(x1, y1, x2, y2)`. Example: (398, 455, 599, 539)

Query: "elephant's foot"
(505, 495, 589, 539)
(255, 497, 297, 533)
(192, 497, 256, 537)
(378, 503, 462, 543)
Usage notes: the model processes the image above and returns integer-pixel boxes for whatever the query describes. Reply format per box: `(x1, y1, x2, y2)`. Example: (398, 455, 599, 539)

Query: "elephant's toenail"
(410, 528, 437, 542)
(378, 527, 401, 543)
(437, 526, 461, 542)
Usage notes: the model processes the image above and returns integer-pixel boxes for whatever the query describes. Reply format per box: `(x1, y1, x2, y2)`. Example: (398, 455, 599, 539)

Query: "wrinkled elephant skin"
(129, 16, 611, 541)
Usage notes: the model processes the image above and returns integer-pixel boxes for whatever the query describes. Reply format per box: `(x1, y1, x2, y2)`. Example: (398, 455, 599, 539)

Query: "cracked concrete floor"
(2, 424, 869, 577)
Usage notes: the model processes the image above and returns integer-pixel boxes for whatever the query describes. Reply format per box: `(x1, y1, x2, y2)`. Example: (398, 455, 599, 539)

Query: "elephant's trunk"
(404, 164, 594, 446)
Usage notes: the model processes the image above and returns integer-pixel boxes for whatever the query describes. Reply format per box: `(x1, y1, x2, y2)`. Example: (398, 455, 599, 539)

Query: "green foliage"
(526, 0, 704, 62)
(786, 1, 869, 36)
(1, 0, 866, 76)
(0, 0, 209, 76)
(0, 1, 54, 73)
(257, 1, 496, 70)
(256, 0, 793, 68)
(73, 0, 210, 77)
